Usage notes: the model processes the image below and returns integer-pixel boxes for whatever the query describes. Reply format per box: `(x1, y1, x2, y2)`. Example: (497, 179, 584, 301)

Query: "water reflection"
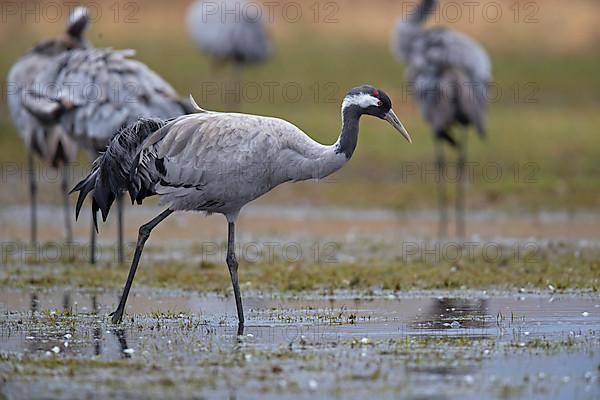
(1, 290, 598, 361)
(93, 325, 103, 356)
(411, 297, 491, 333)
(30, 292, 39, 315)
(113, 329, 131, 359)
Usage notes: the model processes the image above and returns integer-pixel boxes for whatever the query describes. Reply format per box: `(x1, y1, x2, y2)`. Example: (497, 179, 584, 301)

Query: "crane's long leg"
(63, 291, 72, 314)
(456, 129, 469, 240)
(61, 166, 73, 245)
(226, 220, 244, 336)
(90, 220, 96, 264)
(110, 209, 173, 324)
(116, 193, 124, 263)
(435, 139, 448, 240)
(27, 152, 37, 247)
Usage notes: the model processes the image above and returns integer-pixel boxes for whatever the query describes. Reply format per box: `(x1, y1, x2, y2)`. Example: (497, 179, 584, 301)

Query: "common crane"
(391, 0, 491, 238)
(6, 7, 89, 245)
(72, 85, 412, 334)
(186, 0, 272, 108)
(23, 48, 193, 263)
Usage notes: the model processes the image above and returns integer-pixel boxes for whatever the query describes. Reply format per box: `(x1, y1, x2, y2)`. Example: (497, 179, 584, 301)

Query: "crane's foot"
(237, 322, 244, 337)
(109, 309, 124, 324)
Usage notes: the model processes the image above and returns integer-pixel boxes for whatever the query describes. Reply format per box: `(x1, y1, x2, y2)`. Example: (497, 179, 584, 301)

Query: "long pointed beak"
(385, 109, 412, 144)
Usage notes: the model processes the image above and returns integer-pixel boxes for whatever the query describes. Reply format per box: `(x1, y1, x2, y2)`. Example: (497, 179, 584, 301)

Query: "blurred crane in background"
(391, 0, 491, 239)
(72, 85, 411, 334)
(6, 7, 89, 246)
(186, 0, 272, 109)
(23, 48, 193, 264)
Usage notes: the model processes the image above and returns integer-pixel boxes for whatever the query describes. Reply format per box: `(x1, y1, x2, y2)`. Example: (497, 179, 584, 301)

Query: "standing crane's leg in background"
(88, 151, 98, 264)
(61, 166, 73, 245)
(27, 152, 37, 247)
(226, 217, 244, 336)
(116, 193, 125, 263)
(110, 209, 173, 324)
(62, 291, 72, 314)
(435, 139, 448, 240)
(456, 129, 469, 240)
(90, 219, 96, 264)
(228, 63, 243, 112)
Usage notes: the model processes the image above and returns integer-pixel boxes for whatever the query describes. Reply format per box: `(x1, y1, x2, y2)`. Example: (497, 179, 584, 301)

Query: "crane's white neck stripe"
(342, 93, 379, 110)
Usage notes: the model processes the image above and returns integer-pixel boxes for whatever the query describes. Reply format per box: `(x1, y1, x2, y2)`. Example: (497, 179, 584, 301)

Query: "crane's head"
(64, 6, 90, 48)
(343, 85, 412, 143)
(36, 7, 90, 56)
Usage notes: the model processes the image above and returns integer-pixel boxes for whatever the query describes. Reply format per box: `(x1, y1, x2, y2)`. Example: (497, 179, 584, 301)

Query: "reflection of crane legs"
(113, 329, 131, 358)
(94, 326, 102, 356)
(92, 294, 102, 355)
(456, 129, 468, 240)
(435, 139, 448, 239)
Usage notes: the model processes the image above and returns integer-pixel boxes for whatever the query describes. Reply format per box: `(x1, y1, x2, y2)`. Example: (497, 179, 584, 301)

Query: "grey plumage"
(76, 110, 345, 222)
(25, 48, 193, 153)
(72, 85, 412, 331)
(6, 6, 89, 245)
(391, 0, 492, 238)
(186, 0, 272, 65)
(22, 26, 192, 264)
(7, 7, 88, 166)
(72, 118, 168, 227)
(392, 0, 491, 141)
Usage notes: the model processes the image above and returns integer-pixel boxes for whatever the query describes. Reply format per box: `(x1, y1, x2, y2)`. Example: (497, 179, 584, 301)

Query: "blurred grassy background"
(1, 0, 599, 212)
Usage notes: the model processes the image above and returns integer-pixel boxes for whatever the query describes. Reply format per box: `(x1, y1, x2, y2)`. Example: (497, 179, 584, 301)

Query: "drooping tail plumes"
(71, 118, 168, 229)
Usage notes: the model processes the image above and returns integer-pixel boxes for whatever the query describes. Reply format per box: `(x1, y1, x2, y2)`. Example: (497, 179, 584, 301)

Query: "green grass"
(2, 244, 599, 292)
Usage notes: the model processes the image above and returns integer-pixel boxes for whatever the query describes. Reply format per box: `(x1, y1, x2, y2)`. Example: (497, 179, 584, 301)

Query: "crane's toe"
(109, 309, 124, 325)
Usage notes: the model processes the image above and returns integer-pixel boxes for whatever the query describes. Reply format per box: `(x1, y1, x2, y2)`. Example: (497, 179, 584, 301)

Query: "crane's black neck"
(335, 106, 362, 160)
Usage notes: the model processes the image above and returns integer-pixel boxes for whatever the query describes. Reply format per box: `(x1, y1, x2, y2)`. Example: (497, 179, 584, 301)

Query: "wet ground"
(2, 205, 600, 250)
(1, 289, 598, 399)
(0, 205, 599, 398)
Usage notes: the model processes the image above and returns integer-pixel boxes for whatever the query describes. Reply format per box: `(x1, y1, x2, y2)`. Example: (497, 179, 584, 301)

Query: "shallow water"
(0, 289, 599, 399)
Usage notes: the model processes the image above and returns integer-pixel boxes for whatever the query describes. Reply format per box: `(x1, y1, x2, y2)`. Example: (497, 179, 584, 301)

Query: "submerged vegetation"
(0, 296, 598, 399)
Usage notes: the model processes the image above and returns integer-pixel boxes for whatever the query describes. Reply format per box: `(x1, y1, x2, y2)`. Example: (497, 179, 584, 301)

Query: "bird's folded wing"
(141, 114, 282, 189)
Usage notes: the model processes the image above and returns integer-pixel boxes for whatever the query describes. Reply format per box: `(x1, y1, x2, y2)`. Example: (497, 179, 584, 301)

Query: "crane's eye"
(377, 100, 383, 107)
